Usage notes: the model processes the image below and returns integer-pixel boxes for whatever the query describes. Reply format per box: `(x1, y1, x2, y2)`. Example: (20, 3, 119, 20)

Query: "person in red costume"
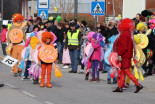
(113, 18, 143, 93)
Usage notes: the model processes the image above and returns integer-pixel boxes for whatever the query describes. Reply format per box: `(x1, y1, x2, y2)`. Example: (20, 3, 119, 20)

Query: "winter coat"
(90, 39, 101, 61)
(1, 28, 8, 43)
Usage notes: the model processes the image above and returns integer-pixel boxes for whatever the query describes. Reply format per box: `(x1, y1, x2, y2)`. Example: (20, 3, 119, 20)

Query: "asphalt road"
(0, 61, 155, 104)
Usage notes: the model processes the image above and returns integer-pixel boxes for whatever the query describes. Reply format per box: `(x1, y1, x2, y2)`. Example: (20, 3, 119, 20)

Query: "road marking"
(44, 101, 54, 104)
(5, 83, 16, 88)
(21, 91, 36, 98)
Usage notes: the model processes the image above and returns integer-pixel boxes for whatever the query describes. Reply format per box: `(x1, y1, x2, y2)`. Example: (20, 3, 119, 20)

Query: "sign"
(37, 0, 49, 9)
(2, 56, 18, 67)
(38, 9, 48, 19)
(91, 1, 105, 15)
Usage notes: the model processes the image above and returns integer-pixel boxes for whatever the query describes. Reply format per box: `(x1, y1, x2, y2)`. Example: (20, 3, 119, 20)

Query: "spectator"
(1, 25, 8, 56)
(26, 19, 34, 33)
(65, 20, 82, 73)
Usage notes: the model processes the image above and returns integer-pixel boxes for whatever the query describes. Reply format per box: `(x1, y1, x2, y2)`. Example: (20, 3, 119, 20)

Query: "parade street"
(0, 62, 155, 104)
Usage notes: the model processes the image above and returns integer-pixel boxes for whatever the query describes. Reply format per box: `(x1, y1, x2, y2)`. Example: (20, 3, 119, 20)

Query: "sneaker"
(14, 73, 18, 77)
(78, 69, 85, 74)
(18, 71, 22, 76)
(63, 65, 69, 69)
(90, 78, 95, 82)
(69, 70, 74, 73)
(21, 77, 28, 80)
(107, 79, 111, 84)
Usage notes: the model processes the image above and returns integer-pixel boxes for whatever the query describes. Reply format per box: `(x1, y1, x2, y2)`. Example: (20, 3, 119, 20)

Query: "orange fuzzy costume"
(7, 13, 26, 75)
(38, 31, 58, 88)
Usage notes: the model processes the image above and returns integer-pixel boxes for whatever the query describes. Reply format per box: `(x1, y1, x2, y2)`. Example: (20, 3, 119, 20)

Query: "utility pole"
(74, 0, 78, 19)
(112, 0, 115, 20)
(1, 0, 3, 24)
(95, 0, 98, 29)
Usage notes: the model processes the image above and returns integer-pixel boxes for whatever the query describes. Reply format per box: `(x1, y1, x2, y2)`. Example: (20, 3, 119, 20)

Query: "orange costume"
(38, 32, 58, 88)
(7, 13, 26, 76)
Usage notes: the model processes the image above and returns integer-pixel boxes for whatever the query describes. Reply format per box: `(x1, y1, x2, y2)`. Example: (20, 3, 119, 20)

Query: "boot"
(90, 77, 95, 82)
(134, 84, 143, 93)
(0, 84, 4, 87)
(112, 79, 117, 84)
(96, 78, 100, 82)
(85, 73, 89, 80)
(40, 83, 44, 87)
(46, 83, 52, 88)
(33, 78, 39, 84)
(107, 79, 111, 84)
(113, 87, 123, 92)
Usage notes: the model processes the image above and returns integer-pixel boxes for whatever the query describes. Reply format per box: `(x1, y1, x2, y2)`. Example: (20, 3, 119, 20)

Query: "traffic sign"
(37, 0, 50, 9)
(91, 1, 105, 15)
(38, 9, 48, 19)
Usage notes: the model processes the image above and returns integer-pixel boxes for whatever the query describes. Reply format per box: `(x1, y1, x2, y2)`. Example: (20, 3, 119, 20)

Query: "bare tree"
(50, 0, 75, 19)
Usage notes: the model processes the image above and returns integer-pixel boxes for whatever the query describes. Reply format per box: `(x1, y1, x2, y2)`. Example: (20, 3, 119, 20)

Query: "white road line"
(5, 83, 16, 88)
(21, 91, 36, 98)
(44, 101, 54, 104)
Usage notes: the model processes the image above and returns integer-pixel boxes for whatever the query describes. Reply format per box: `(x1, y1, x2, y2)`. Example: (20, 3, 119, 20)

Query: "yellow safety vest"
(67, 29, 79, 46)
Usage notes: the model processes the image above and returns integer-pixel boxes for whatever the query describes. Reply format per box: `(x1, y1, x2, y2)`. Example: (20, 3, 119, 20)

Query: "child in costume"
(126, 35, 145, 86)
(90, 33, 103, 82)
(83, 31, 95, 80)
(7, 13, 26, 77)
(113, 18, 143, 93)
(38, 31, 58, 88)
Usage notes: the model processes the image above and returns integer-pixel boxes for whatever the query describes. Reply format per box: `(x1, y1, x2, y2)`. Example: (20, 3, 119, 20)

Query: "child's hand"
(118, 56, 122, 62)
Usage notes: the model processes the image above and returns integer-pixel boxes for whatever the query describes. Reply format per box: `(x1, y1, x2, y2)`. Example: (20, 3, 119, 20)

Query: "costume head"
(9, 29, 24, 43)
(118, 18, 135, 32)
(12, 13, 24, 26)
(134, 35, 141, 44)
(39, 31, 58, 63)
(92, 33, 103, 43)
(149, 19, 155, 29)
(87, 31, 95, 42)
(56, 16, 62, 23)
(136, 22, 147, 31)
(41, 31, 54, 44)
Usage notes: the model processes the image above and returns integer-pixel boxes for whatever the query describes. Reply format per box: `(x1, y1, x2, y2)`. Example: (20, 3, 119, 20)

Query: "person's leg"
(17, 45, 24, 73)
(73, 49, 79, 72)
(99, 60, 103, 71)
(24, 60, 31, 78)
(126, 68, 133, 85)
(95, 61, 100, 79)
(142, 48, 148, 74)
(124, 68, 139, 86)
(69, 49, 74, 71)
(113, 70, 124, 92)
(90, 60, 95, 81)
(2, 43, 7, 55)
(40, 63, 46, 87)
(46, 64, 52, 87)
(11, 45, 18, 75)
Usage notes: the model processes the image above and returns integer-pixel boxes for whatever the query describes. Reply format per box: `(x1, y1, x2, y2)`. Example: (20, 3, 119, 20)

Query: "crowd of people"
(0, 9, 155, 93)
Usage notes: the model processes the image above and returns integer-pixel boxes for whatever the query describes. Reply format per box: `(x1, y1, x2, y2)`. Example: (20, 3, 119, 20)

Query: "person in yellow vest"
(7, 21, 12, 31)
(65, 20, 82, 73)
(7, 13, 26, 77)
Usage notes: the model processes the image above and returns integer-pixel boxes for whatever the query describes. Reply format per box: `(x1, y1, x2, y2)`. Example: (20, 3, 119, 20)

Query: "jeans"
(24, 60, 31, 78)
(57, 42, 62, 62)
(69, 49, 79, 71)
(1, 43, 7, 55)
(104, 62, 112, 79)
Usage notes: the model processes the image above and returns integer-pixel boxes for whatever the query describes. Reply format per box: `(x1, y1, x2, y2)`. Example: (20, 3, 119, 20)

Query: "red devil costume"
(113, 18, 143, 93)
